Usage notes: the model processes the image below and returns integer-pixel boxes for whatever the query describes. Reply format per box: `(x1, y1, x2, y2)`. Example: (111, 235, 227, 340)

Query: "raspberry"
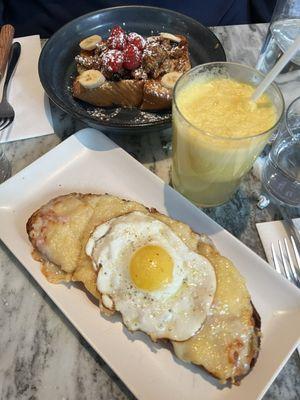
(123, 44, 142, 70)
(107, 25, 127, 50)
(111, 25, 125, 36)
(102, 50, 124, 73)
(127, 32, 146, 50)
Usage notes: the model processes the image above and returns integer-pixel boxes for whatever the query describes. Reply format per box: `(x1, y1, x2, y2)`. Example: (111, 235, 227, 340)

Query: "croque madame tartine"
(27, 193, 260, 385)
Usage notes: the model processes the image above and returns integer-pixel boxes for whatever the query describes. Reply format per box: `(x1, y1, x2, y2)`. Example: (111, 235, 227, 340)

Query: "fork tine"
(278, 240, 292, 281)
(284, 238, 299, 284)
(271, 242, 282, 274)
(271, 239, 300, 359)
(2, 118, 13, 130)
(291, 236, 300, 270)
(0, 118, 12, 131)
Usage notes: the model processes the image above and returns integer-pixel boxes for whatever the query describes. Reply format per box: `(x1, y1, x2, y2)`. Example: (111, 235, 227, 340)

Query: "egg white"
(86, 211, 216, 341)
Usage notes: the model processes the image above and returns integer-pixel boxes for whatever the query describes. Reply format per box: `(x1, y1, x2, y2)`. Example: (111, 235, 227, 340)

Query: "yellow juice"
(172, 77, 278, 207)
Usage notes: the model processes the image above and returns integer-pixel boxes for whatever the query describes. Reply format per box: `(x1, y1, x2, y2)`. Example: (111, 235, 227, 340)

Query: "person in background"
(0, 0, 276, 38)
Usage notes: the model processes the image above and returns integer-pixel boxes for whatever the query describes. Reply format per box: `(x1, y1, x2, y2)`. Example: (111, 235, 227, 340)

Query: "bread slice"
(26, 193, 147, 298)
(73, 79, 144, 108)
(26, 193, 260, 384)
(172, 242, 261, 384)
(140, 80, 172, 110)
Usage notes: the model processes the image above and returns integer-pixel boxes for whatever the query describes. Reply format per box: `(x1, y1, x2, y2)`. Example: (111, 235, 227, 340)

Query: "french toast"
(72, 27, 191, 110)
(27, 193, 261, 385)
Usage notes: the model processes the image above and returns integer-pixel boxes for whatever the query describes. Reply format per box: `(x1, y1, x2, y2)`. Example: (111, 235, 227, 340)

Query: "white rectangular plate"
(1, 128, 300, 400)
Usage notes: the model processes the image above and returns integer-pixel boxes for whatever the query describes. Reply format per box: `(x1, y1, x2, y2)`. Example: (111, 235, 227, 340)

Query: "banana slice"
(159, 32, 181, 43)
(161, 72, 183, 90)
(78, 70, 106, 89)
(79, 35, 102, 51)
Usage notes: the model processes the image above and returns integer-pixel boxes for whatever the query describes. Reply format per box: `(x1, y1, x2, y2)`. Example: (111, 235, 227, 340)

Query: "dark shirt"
(1, 0, 275, 38)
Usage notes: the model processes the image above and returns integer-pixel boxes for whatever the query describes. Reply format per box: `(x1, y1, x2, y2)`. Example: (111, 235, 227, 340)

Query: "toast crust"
(73, 79, 144, 108)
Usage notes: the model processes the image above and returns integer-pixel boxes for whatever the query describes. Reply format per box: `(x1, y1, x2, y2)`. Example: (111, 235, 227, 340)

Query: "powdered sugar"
(133, 110, 171, 124)
(131, 67, 148, 80)
(107, 26, 127, 50)
(75, 54, 102, 70)
(73, 26, 190, 116)
(123, 44, 142, 70)
(102, 50, 124, 72)
(127, 32, 146, 50)
(86, 106, 171, 125)
(87, 107, 121, 120)
(75, 29, 188, 81)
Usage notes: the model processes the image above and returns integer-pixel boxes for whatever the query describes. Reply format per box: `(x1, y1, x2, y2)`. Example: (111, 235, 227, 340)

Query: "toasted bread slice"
(73, 78, 173, 110)
(26, 193, 260, 384)
(140, 80, 172, 110)
(26, 193, 100, 297)
(26, 194, 147, 298)
(73, 79, 144, 108)
(173, 242, 261, 384)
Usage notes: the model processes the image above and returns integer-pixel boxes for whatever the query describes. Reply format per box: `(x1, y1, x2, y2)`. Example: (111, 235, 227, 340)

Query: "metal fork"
(271, 236, 300, 287)
(0, 42, 21, 132)
(271, 236, 300, 357)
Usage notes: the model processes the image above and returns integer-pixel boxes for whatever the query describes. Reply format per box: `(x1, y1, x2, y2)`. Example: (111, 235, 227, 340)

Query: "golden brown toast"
(26, 193, 260, 384)
(72, 29, 191, 110)
(73, 79, 144, 108)
(173, 242, 261, 384)
(26, 193, 147, 298)
(140, 80, 172, 110)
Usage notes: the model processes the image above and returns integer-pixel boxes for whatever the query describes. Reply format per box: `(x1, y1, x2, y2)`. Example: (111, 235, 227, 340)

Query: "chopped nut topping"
(74, 28, 190, 84)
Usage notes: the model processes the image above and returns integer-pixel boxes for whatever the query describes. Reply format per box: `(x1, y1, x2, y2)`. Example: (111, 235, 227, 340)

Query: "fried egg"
(86, 211, 216, 341)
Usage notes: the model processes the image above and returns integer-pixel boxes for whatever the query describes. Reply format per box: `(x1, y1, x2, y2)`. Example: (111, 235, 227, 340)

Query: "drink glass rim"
(286, 95, 300, 138)
(173, 61, 285, 141)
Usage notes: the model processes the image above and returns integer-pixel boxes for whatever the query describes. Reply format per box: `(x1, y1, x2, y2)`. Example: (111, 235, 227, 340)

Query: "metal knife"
(0, 24, 15, 82)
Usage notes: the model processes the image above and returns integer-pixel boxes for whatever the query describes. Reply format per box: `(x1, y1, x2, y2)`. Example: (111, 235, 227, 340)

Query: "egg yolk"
(130, 245, 173, 291)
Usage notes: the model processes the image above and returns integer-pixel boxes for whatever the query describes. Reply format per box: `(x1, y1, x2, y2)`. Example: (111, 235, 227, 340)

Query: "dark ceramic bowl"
(39, 6, 226, 134)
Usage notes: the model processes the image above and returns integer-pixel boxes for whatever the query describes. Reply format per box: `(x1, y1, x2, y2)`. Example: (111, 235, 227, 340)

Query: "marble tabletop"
(1, 23, 300, 400)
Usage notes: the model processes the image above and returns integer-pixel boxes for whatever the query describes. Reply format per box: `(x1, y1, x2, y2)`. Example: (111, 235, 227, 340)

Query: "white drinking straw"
(251, 34, 300, 102)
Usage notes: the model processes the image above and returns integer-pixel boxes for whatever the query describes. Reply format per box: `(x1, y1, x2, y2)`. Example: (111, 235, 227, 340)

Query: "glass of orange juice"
(172, 62, 284, 207)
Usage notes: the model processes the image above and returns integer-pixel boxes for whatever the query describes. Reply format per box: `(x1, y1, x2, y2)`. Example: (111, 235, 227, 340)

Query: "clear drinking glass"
(171, 62, 284, 208)
(257, 0, 300, 75)
(262, 96, 300, 206)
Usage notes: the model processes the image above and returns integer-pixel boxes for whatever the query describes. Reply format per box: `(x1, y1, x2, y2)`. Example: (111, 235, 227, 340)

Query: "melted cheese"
(173, 243, 258, 383)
